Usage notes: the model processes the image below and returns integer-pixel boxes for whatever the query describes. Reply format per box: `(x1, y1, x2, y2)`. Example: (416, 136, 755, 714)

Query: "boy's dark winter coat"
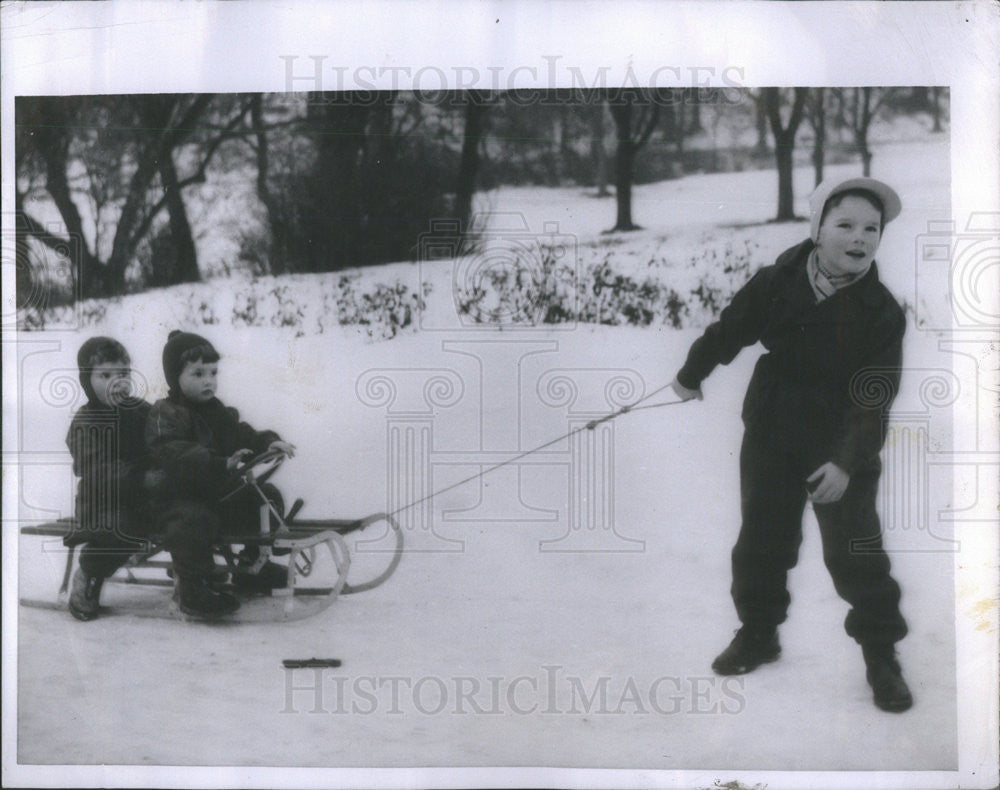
(676, 238, 905, 474)
(65, 398, 153, 566)
(145, 395, 280, 500)
(146, 395, 282, 579)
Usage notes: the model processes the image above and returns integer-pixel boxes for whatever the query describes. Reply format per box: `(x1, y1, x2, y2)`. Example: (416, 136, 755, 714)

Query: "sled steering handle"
(232, 447, 286, 479)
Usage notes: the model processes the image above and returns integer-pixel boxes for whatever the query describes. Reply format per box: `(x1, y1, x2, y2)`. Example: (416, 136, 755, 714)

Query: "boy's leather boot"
(68, 568, 104, 621)
(177, 574, 240, 618)
(712, 625, 781, 675)
(862, 643, 913, 712)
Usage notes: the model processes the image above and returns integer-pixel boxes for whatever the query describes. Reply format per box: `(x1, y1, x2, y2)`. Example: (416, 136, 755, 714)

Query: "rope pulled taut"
(387, 380, 686, 519)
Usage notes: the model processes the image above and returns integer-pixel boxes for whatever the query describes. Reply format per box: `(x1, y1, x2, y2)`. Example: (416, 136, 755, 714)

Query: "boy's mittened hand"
(227, 448, 253, 471)
(670, 377, 703, 402)
(269, 440, 296, 459)
(807, 462, 850, 504)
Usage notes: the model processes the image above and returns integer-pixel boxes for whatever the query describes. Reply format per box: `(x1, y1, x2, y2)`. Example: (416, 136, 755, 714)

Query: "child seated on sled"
(669, 177, 913, 713)
(145, 330, 296, 618)
(67, 336, 154, 621)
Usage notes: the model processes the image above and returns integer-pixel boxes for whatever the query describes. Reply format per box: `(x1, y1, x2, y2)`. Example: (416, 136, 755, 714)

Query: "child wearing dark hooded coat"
(145, 330, 295, 618)
(670, 176, 913, 713)
(66, 336, 154, 621)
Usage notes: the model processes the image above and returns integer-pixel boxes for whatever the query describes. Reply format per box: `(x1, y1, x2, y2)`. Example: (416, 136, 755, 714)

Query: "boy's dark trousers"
(72, 513, 151, 580)
(731, 427, 908, 645)
(156, 484, 284, 579)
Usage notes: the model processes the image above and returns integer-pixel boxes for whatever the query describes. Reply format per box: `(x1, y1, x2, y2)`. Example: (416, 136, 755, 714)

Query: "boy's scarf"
(807, 249, 870, 302)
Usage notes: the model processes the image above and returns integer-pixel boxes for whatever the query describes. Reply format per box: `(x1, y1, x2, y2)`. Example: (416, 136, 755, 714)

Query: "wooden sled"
(19, 450, 404, 623)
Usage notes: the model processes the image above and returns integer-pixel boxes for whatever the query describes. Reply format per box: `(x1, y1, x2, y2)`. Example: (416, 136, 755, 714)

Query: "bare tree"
(106, 95, 218, 292)
(304, 91, 371, 271)
(752, 91, 769, 154)
(806, 87, 827, 188)
(762, 87, 808, 221)
(930, 86, 944, 132)
(685, 88, 704, 134)
(455, 90, 490, 246)
(17, 94, 234, 296)
(18, 98, 106, 296)
(589, 100, 611, 197)
(606, 88, 661, 231)
(248, 95, 291, 274)
(844, 87, 896, 176)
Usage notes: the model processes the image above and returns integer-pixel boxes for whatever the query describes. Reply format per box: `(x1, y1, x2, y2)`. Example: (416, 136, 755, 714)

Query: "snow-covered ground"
(14, 138, 958, 772)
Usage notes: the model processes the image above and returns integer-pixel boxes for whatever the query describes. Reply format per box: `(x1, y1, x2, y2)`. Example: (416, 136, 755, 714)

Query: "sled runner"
(19, 449, 404, 622)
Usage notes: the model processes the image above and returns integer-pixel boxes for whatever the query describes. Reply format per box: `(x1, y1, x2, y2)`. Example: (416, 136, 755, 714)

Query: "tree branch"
(635, 104, 661, 149)
(17, 209, 74, 254)
(788, 88, 808, 134)
(127, 106, 248, 248)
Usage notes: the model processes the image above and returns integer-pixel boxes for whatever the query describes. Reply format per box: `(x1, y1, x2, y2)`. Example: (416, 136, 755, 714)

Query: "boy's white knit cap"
(809, 177, 902, 241)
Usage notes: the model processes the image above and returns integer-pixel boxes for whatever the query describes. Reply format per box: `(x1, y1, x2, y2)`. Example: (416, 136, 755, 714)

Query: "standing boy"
(671, 177, 913, 712)
(67, 337, 153, 621)
(146, 330, 295, 618)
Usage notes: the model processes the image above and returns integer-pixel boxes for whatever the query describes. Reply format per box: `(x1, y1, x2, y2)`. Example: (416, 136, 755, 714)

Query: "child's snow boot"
(233, 561, 288, 594)
(233, 545, 289, 593)
(711, 625, 781, 675)
(177, 574, 240, 619)
(68, 568, 104, 621)
(862, 643, 913, 712)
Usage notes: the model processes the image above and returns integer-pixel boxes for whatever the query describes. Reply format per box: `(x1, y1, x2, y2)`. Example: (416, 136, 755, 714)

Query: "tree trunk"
(931, 87, 943, 132)
(107, 95, 213, 293)
(776, 143, 795, 220)
(156, 152, 200, 284)
(833, 89, 848, 141)
(608, 101, 637, 230)
(754, 94, 768, 154)
(812, 87, 826, 187)
(675, 99, 686, 157)
(607, 91, 659, 231)
(859, 144, 873, 177)
(590, 103, 610, 196)
(455, 91, 487, 244)
(763, 87, 808, 222)
(543, 110, 560, 186)
(307, 93, 371, 271)
(106, 147, 161, 293)
(31, 99, 105, 297)
(614, 137, 637, 230)
(367, 92, 397, 166)
(686, 88, 703, 133)
(551, 104, 572, 185)
(853, 88, 874, 177)
(251, 95, 287, 274)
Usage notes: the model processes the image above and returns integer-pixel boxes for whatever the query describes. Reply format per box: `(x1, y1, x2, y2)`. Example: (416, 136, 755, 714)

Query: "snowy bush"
(455, 244, 579, 326)
(18, 299, 113, 331)
(333, 275, 428, 340)
(228, 277, 424, 339)
(578, 258, 688, 328)
(455, 239, 757, 329)
(19, 275, 427, 340)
